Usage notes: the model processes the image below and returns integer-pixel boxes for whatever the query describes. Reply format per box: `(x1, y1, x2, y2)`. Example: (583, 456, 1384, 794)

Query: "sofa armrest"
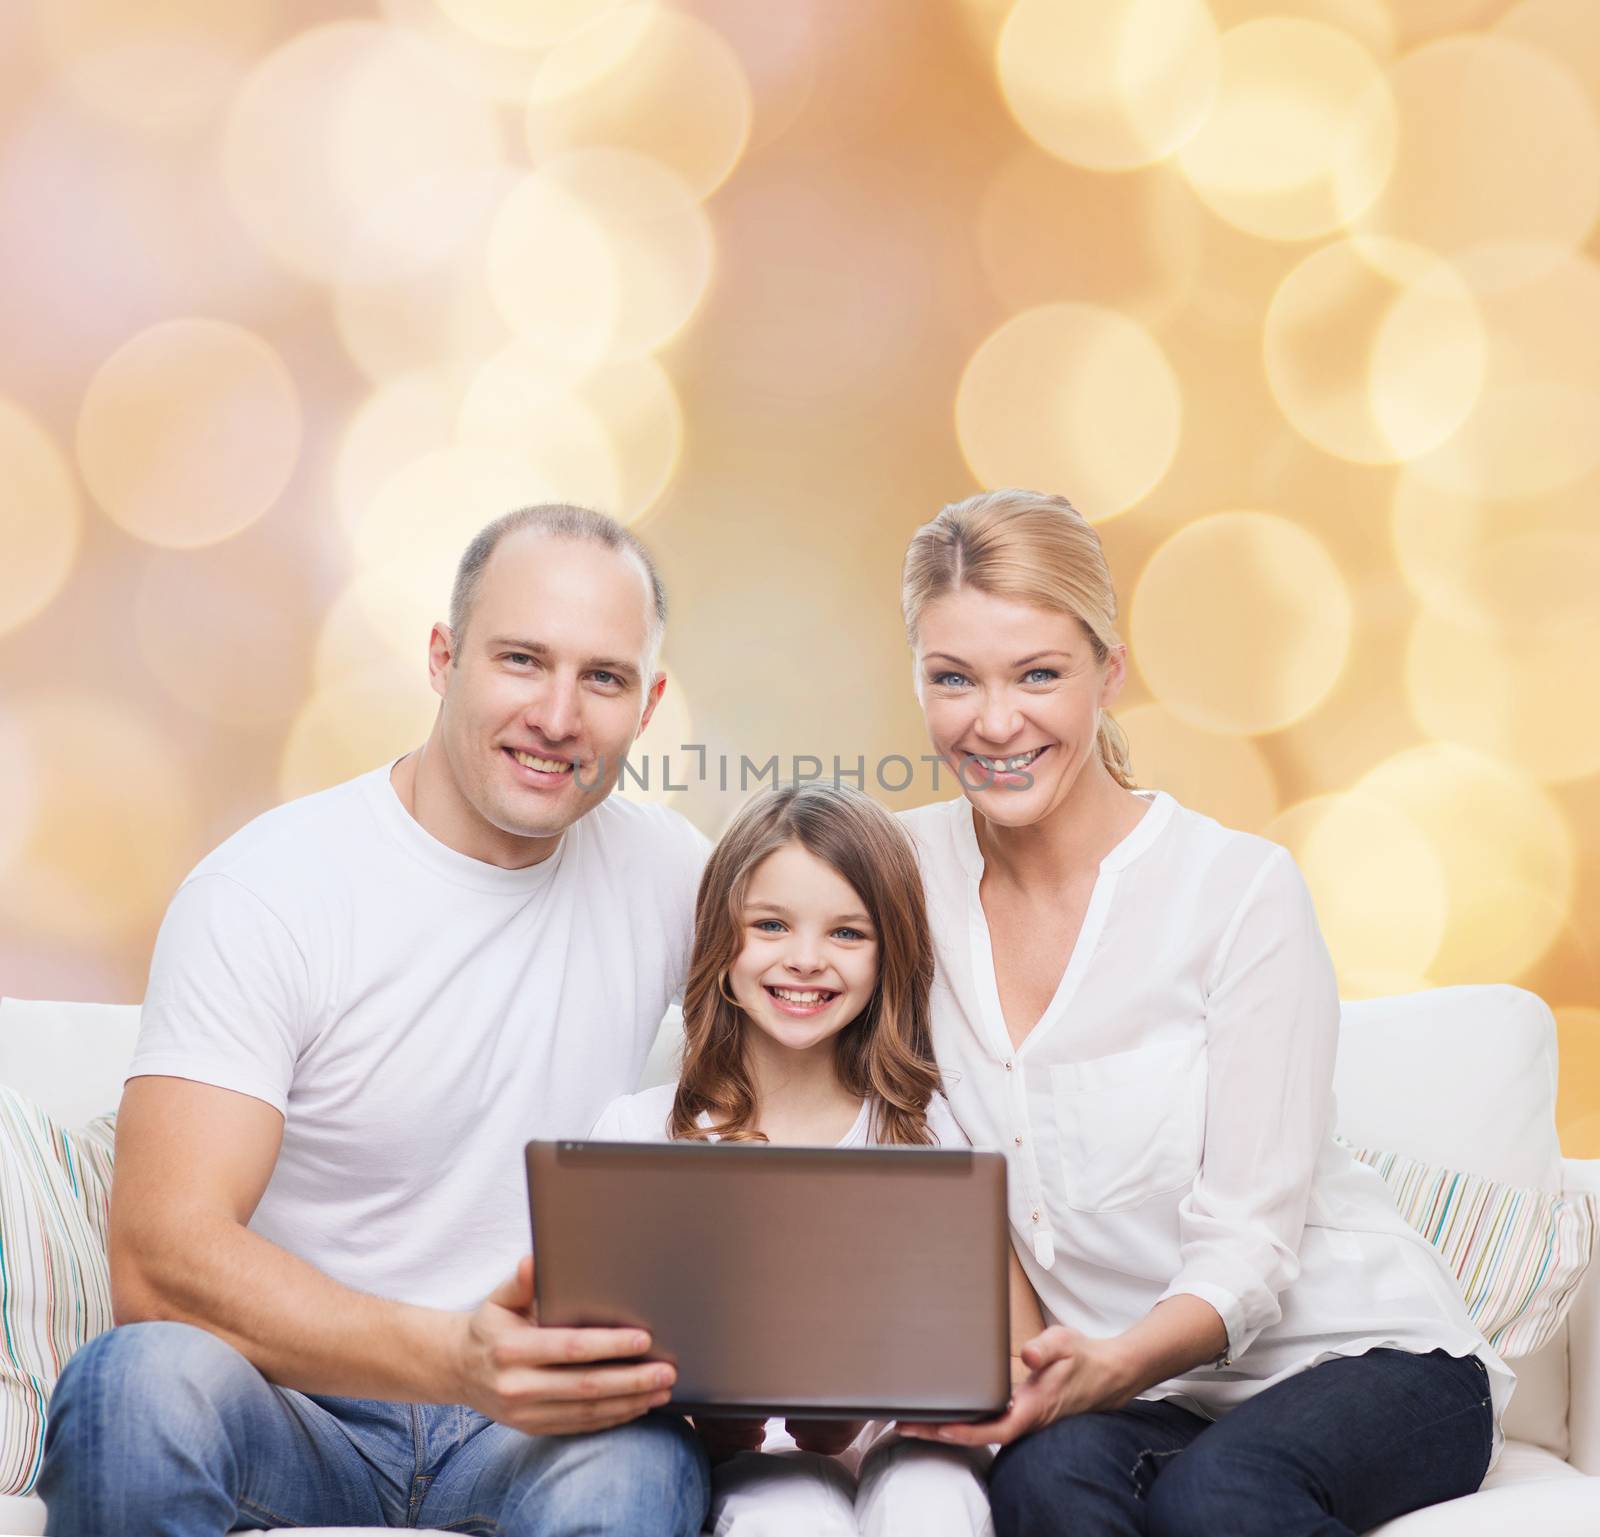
(1564, 1157, 1600, 1473)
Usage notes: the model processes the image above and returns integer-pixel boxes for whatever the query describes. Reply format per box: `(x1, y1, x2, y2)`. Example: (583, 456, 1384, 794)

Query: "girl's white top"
(899, 790, 1511, 1443)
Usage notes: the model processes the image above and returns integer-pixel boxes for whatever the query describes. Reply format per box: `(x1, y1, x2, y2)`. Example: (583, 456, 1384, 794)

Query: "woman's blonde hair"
(672, 782, 940, 1146)
(900, 488, 1136, 790)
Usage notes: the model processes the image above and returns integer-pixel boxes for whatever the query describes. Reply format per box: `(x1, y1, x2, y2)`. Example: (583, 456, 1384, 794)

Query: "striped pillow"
(1348, 1143, 1598, 1359)
(0, 1087, 115, 1495)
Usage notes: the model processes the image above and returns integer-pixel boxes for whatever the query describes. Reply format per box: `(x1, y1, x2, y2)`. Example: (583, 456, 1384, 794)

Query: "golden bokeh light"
(457, 351, 624, 513)
(1498, 1, 1600, 123)
(434, 0, 625, 50)
(1210, 0, 1396, 59)
(1556, 1006, 1600, 1157)
(1348, 35, 1600, 289)
(333, 167, 513, 382)
(0, 692, 194, 946)
(1264, 236, 1484, 463)
(40, 0, 270, 139)
(525, 4, 754, 199)
(1119, 703, 1278, 833)
(335, 370, 463, 539)
(380, 0, 543, 105)
(977, 152, 1204, 327)
(222, 22, 502, 284)
(279, 663, 439, 803)
(0, 399, 80, 639)
(1267, 791, 1449, 985)
(996, 0, 1220, 171)
(1178, 19, 1395, 242)
(1356, 743, 1575, 984)
(76, 319, 302, 550)
(0, 699, 36, 880)
(133, 541, 319, 732)
(1405, 252, 1600, 500)
(1130, 511, 1353, 735)
(1404, 533, 1600, 784)
(574, 357, 684, 525)
(956, 302, 1181, 520)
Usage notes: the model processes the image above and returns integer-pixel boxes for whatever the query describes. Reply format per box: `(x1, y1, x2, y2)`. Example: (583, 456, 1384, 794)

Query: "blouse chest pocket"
(1051, 1037, 1206, 1213)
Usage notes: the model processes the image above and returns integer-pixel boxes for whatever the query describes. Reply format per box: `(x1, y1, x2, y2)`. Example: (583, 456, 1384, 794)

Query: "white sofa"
(0, 985, 1597, 1535)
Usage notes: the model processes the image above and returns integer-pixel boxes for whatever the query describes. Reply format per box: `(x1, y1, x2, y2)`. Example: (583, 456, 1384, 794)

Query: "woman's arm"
(1008, 1245, 1046, 1381)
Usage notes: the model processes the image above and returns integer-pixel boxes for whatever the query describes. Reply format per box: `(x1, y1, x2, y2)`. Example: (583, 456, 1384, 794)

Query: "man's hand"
(693, 1416, 767, 1465)
(456, 1255, 676, 1435)
(900, 1325, 1136, 1448)
(786, 1418, 864, 1455)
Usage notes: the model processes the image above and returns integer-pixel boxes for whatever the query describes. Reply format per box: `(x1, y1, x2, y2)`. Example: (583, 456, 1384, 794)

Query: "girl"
(593, 781, 1037, 1537)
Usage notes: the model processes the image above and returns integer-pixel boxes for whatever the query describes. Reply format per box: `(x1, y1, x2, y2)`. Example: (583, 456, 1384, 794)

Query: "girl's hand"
(693, 1415, 767, 1464)
(900, 1325, 1136, 1448)
(786, 1418, 864, 1455)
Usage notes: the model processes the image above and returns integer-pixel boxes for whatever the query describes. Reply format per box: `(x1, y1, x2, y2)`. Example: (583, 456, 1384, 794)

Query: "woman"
(893, 489, 1509, 1537)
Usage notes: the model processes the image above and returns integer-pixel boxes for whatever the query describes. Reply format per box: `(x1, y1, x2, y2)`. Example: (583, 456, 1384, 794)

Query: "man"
(40, 506, 712, 1536)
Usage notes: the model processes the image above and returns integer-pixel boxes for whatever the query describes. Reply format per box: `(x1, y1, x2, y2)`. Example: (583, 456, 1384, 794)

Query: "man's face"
(430, 531, 664, 846)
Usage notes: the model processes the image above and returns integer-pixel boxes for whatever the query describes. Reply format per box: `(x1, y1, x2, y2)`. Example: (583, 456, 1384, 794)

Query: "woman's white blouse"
(901, 791, 1513, 1433)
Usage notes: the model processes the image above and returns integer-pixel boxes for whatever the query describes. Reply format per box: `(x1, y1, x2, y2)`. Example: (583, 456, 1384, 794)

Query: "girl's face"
(728, 840, 880, 1056)
(914, 586, 1125, 830)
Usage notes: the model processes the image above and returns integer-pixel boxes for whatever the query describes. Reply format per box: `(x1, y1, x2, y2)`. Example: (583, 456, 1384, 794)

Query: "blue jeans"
(39, 1322, 710, 1536)
(989, 1348, 1494, 1537)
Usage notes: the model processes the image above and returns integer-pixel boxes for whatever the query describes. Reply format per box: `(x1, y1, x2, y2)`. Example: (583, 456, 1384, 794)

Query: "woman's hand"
(693, 1415, 767, 1465)
(786, 1418, 864, 1454)
(901, 1324, 1137, 1448)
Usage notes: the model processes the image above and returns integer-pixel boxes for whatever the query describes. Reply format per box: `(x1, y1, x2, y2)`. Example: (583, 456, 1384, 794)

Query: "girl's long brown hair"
(671, 783, 941, 1146)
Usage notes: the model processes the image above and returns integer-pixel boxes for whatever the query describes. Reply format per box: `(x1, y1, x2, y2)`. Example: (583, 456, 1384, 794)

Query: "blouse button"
(1030, 1210, 1040, 1222)
(1004, 1060, 1014, 1071)
(1014, 1135, 1024, 1146)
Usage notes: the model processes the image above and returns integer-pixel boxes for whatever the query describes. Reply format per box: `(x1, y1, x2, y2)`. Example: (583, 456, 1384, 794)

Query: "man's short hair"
(448, 504, 668, 665)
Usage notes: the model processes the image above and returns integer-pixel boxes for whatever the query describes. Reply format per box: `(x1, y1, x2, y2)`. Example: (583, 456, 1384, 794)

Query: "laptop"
(525, 1139, 1011, 1420)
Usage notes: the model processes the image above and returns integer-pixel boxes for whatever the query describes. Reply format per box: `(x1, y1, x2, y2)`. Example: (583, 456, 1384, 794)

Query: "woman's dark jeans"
(989, 1347, 1494, 1537)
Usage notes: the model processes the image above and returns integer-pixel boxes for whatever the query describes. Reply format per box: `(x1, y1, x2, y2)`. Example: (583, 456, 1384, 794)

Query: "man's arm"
(112, 1076, 676, 1431)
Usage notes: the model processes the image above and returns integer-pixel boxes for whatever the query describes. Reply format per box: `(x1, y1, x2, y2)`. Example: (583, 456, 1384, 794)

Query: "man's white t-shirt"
(130, 763, 709, 1311)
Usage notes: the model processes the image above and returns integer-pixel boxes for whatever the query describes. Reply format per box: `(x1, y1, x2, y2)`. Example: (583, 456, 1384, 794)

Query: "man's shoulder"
(184, 770, 385, 905)
(581, 794, 711, 865)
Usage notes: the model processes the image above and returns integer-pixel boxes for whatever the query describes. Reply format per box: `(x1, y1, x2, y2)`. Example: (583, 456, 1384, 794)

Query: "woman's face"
(914, 586, 1125, 829)
(728, 840, 880, 1057)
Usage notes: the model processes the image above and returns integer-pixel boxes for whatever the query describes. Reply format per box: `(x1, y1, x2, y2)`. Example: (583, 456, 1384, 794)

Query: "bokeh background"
(2, 0, 1598, 1149)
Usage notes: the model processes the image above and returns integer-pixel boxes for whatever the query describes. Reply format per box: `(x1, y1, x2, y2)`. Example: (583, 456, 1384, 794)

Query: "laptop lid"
(526, 1139, 1011, 1421)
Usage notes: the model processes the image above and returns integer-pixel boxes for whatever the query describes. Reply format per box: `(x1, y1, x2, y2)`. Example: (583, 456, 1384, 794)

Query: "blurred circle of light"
(1499, 0, 1600, 124)
(0, 400, 80, 639)
(77, 319, 302, 550)
(616, 662, 693, 808)
(0, 700, 37, 880)
(280, 666, 440, 803)
(1556, 1006, 1600, 1157)
(40, 0, 270, 140)
(336, 371, 463, 539)
(1, 693, 194, 946)
(1265, 792, 1448, 986)
(222, 23, 502, 285)
(574, 358, 684, 526)
(458, 353, 625, 512)
(334, 167, 515, 383)
(1404, 252, 1600, 500)
(1263, 236, 1484, 464)
(1130, 511, 1352, 735)
(1404, 534, 1600, 784)
(1222, 0, 1395, 59)
(1344, 35, 1600, 290)
(486, 150, 714, 365)
(1177, 19, 1395, 242)
(380, 0, 543, 105)
(955, 303, 1181, 521)
(524, 4, 754, 199)
(1117, 703, 1278, 833)
(435, 0, 626, 49)
(1356, 743, 1574, 984)
(978, 153, 1203, 327)
(133, 541, 320, 733)
(996, 0, 1220, 171)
